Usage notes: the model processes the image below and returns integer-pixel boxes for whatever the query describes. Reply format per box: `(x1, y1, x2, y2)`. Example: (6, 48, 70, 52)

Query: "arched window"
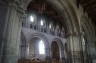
(39, 40, 45, 54)
(29, 37, 45, 58)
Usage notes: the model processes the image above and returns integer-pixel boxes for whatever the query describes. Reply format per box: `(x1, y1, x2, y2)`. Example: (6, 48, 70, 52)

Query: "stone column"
(0, 0, 10, 63)
(67, 33, 83, 63)
(1, 1, 24, 63)
(46, 47, 51, 63)
(88, 40, 96, 63)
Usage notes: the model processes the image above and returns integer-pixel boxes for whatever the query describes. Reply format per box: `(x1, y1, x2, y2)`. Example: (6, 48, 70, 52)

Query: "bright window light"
(30, 15, 34, 22)
(49, 24, 52, 29)
(39, 40, 45, 54)
(40, 19, 44, 26)
(27, 45, 29, 55)
(82, 38, 85, 45)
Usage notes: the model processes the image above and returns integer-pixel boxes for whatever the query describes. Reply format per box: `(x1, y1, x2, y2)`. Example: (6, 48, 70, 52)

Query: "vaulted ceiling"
(78, 0, 96, 25)
(27, 0, 65, 27)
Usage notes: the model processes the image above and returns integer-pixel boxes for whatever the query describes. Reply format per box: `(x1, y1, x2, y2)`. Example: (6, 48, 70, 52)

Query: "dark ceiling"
(27, 0, 63, 22)
(27, 0, 96, 29)
(78, 0, 96, 26)
(27, 0, 65, 27)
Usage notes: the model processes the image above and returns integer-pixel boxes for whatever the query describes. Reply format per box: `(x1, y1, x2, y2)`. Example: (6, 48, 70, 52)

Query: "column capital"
(1, 0, 24, 14)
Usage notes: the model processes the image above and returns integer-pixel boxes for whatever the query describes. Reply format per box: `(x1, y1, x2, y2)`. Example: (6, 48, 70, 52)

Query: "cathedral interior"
(0, 0, 96, 63)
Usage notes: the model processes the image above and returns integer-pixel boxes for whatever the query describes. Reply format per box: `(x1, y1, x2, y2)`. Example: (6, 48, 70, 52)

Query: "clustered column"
(1, 1, 24, 63)
(67, 33, 83, 63)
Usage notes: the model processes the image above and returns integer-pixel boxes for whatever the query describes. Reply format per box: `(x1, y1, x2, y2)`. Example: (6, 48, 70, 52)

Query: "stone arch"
(0, 0, 85, 63)
(28, 33, 50, 60)
(79, 5, 95, 40)
(81, 15, 95, 41)
(80, 14, 96, 63)
(21, 0, 81, 33)
(58, 0, 81, 34)
(20, 0, 78, 35)
(51, 38, 66, 63)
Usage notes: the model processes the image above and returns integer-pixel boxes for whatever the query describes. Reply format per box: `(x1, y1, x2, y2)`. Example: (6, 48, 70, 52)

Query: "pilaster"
(0, 1, 24, 63)
(66, 32, 84, 63)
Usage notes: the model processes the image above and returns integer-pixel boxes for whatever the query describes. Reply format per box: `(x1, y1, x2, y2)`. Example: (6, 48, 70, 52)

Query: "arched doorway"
(29, 37, 46, 61)
(51, 42, 60, 63)
(18, 37, 47, 63)
(51, 39, 66, 63)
